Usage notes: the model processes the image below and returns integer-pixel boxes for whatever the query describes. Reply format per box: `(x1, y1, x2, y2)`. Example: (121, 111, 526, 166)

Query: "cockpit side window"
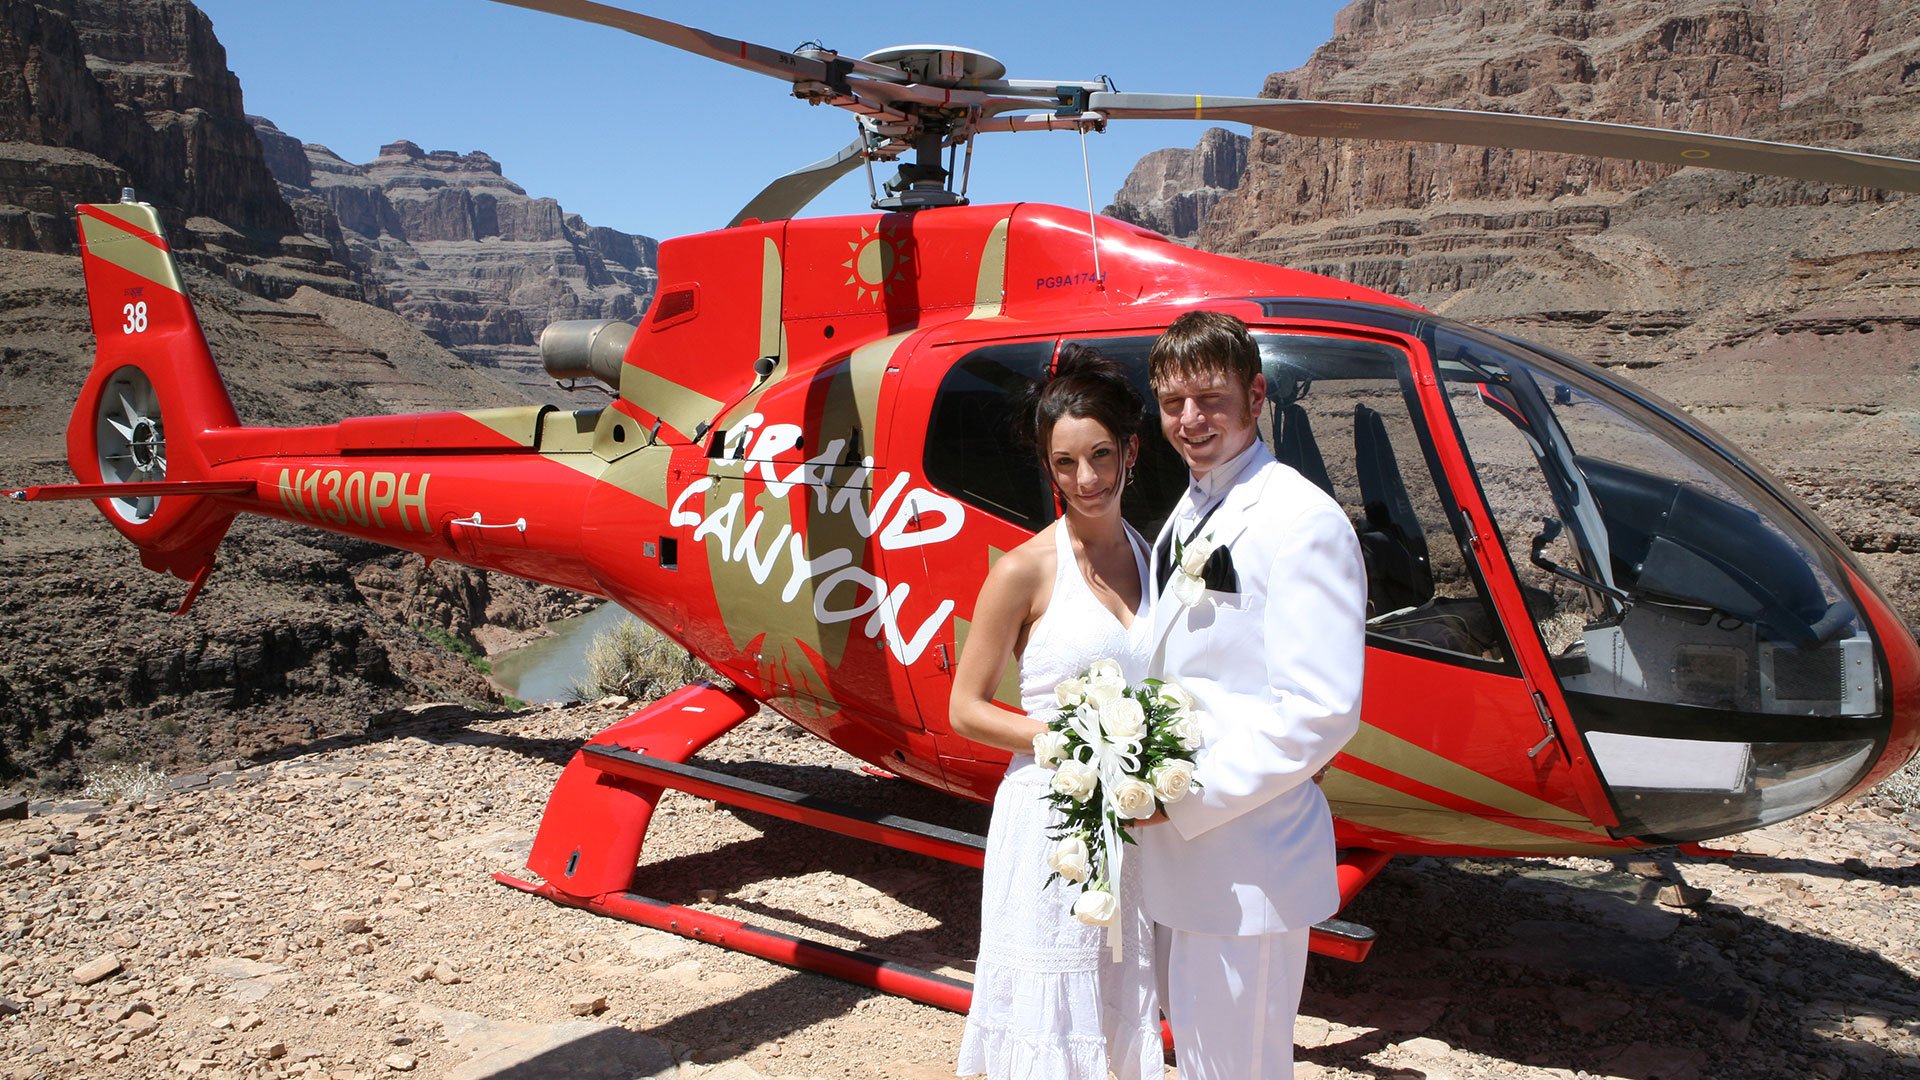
(923, 341, 1055, 531)
(1251, 332, 1507, 666)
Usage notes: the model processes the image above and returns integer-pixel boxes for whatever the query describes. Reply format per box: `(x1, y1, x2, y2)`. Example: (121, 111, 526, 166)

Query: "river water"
(489, 602, 638, 704)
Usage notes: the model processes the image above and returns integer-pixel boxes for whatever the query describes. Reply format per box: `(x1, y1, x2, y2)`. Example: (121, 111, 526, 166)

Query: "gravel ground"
(2, 701, 1916, 1080)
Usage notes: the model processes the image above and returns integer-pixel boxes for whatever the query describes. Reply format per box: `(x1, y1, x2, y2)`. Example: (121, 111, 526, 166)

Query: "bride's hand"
(1132, 810, 1169, 826)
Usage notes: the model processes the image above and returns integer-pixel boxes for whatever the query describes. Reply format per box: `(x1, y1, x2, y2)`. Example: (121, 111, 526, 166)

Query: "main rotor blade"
(1090, 93, 1920, 193)
(730, 138, 871, 227)
(484, 0, 902, 87)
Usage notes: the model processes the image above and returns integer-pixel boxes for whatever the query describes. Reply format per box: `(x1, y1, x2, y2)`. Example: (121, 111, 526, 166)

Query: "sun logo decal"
(843, 225, 911, 303)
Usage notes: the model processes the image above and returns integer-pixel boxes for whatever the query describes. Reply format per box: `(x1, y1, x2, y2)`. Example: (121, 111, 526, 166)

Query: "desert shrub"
(571, 619, 715, 703)
(80, 762, 168, 804)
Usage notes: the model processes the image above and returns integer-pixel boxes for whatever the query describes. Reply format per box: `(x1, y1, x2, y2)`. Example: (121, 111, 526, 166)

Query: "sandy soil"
(2, 700, 1916, 1080)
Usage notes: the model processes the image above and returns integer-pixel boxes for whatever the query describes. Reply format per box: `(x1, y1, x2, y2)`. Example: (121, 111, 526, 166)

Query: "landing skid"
(497, 683, 1390, 1016)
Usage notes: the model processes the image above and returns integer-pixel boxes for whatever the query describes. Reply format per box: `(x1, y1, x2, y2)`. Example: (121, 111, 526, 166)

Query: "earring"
(1125, 460, 1136, 487)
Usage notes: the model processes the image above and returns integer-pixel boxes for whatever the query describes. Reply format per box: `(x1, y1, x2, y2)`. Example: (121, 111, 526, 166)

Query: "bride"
(949, 345, 1162, 1079)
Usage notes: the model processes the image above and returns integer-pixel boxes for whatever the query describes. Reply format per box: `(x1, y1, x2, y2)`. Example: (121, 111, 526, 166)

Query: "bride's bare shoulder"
(983, 522, 1058, 598)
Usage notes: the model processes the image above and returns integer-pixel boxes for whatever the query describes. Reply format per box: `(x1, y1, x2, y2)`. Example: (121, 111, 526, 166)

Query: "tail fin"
(66, 197, 240, 584)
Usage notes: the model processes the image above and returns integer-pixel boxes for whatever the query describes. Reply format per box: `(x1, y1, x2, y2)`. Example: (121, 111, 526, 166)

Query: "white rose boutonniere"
(1172, 533, 1220, 607)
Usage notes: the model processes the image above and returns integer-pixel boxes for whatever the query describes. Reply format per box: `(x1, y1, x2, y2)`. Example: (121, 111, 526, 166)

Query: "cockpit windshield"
(1433, 322, 1885, 842)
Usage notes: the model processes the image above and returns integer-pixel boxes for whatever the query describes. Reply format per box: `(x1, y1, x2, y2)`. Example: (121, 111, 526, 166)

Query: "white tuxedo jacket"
(1137, 442, 1367, 935)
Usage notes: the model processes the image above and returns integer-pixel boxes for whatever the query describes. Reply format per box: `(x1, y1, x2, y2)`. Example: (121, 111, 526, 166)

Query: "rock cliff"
(1105, 126, 1248, 240)
(0, 0, 354, 298)
(0, 0, 599, 790)
(257, 129, 659, 399)
(1109, 0, 1920, 621)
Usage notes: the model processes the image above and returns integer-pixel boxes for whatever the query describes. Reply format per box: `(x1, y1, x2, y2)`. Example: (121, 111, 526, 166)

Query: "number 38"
(121, 301, 148, 334)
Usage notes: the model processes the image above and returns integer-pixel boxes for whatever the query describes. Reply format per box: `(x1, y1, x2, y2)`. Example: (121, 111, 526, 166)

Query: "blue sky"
(195, 0, 1352, 242)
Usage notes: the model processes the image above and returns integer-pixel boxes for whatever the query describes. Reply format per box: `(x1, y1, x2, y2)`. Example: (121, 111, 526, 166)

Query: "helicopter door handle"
(1526, 690, 1560, 760)
(451, 512, 528, 533)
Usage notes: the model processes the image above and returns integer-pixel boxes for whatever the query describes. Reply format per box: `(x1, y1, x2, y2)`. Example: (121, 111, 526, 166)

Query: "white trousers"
(1155, 923, 1311, 1079)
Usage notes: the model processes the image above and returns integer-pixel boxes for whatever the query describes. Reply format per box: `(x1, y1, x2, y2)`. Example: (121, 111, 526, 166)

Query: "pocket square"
(1201, 546, 1238, 594)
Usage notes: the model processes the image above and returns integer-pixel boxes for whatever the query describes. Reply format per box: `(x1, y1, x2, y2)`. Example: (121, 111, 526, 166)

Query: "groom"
(1137, 310, 1367, 1078)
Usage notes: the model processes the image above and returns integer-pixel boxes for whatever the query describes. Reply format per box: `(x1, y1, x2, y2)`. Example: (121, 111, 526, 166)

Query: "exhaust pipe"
(540, 319, 635, 391)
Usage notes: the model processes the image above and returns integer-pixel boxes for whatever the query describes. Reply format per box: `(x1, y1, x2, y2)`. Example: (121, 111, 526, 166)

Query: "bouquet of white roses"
(1032, 657, 1203, 952)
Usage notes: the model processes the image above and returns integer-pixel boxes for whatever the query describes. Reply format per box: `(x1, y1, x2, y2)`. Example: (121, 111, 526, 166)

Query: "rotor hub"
(859, 45, 1004, 87)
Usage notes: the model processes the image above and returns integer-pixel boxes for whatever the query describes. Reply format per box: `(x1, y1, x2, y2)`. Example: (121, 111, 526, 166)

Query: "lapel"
(1148, 446, 1278, 664)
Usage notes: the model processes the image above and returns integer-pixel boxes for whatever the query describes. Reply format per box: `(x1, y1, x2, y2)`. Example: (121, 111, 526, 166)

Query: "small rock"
(0, 998, 21, 1017)
(383, 1052, 417, 1071)
(408, 963, 434, 983)
(255, 1041, 288, 1060)
(1623, 859, 1665, 880)
(336, 914, 370, 934)
(1398, 1036, 1453, 1058)
(431, 962, 460, 985)
(695, 888, 720, 903)
(569, 994, 608, 1016)
(1656, 884, 1711, 909)
(71, 954, 123, 985)
(236, 1012, 264, 1032)
(211, 1015, 232, 1030)
(120, 1011, 158, 1034)
(0, 793, 26, 820)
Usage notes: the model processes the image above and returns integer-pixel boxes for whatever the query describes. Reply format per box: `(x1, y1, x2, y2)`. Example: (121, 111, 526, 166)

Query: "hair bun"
(1052, 342, 1129, 387)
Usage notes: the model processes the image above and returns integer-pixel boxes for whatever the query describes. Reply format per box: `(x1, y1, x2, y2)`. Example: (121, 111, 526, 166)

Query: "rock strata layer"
(257, 128, 659, 401)
(0, 0, 354, 297)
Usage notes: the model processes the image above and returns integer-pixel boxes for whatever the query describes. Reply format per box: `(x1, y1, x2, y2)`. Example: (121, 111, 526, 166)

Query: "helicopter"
(11, 0, 1920, 1014)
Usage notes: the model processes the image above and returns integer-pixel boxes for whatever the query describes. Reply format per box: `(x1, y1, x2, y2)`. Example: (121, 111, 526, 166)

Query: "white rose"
(1110, 777, 1158, 819)
(1100, 696, 1147, 742)
(1072, 887, 1119, 926)
(1086, 658, 1126, 690)
(1032, 729, 1070, 769)
(1170, 710, 1207, 751)
(1085, 682, 1123, 711)
(1179, 537, 1216, 577)
(1171, 569, 1207, 607)
(1047, 834, 1091, 884)
(1050, 760, 1098, 803)
(1054, 677, 1088, 708)
(1154, 681, 1195, 711)
(1151, 759, 1196, 803)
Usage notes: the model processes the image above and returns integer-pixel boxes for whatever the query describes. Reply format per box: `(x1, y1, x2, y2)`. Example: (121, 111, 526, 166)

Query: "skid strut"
(500, 682, 1387, 1016)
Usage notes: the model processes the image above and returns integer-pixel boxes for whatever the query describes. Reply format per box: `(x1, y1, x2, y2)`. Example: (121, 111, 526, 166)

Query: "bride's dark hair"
(1014, 343, 1146, 461)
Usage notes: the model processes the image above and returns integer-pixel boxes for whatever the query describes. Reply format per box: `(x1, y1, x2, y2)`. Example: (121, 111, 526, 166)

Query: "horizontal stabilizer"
(5, 479, 255, 503)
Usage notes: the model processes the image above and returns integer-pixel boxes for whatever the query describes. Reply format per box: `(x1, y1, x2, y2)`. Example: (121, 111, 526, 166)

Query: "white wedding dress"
(956, 519, 1162, 1080)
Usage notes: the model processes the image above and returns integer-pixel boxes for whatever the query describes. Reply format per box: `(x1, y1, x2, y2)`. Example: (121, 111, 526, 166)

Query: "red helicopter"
(12, 0, 1920, 1014)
